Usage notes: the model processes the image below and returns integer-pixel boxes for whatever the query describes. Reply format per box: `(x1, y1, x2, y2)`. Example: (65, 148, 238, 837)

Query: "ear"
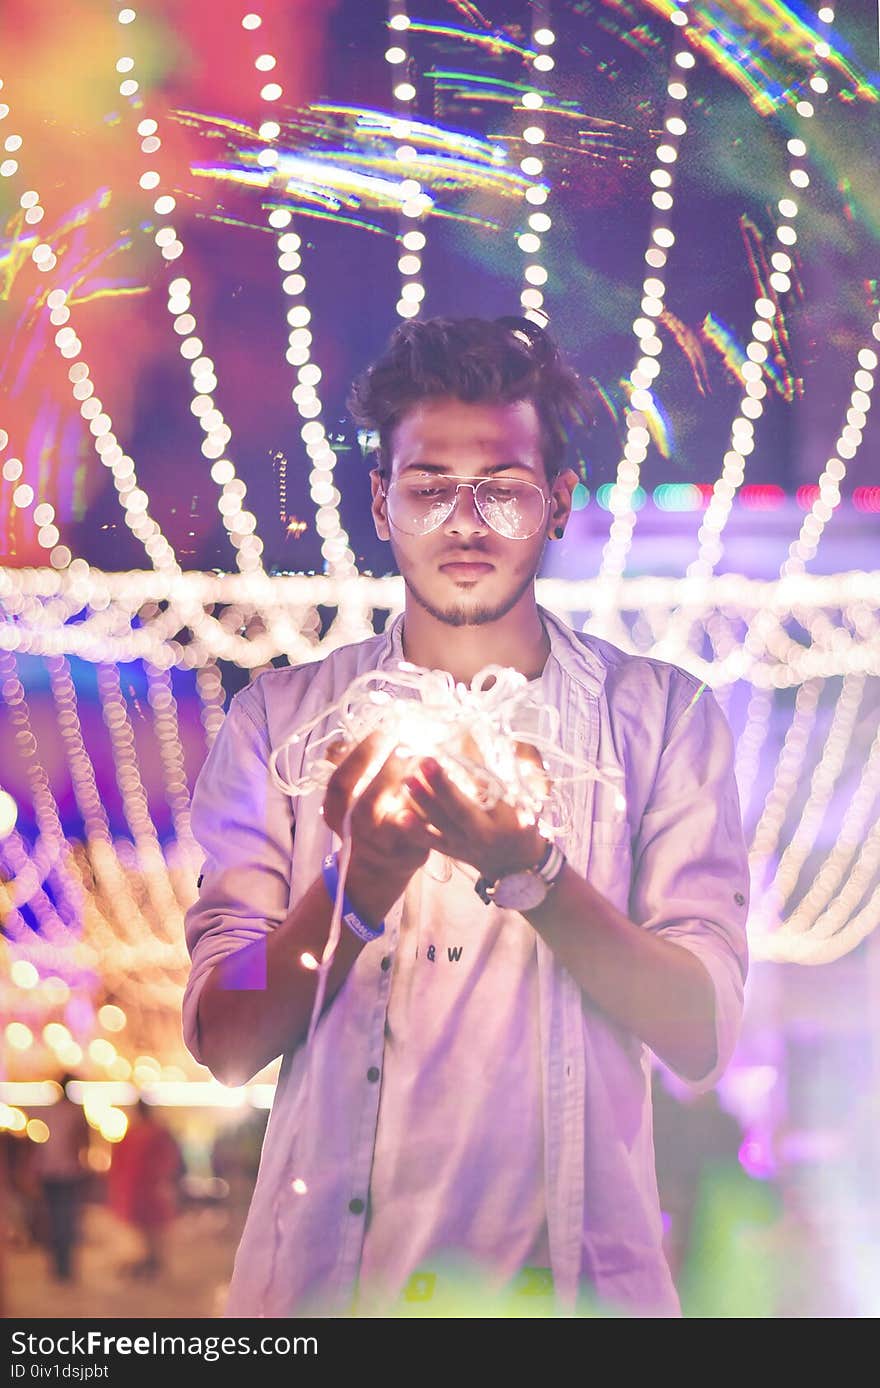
(547, 467, 579, 538)
(370, 467, 391, 542)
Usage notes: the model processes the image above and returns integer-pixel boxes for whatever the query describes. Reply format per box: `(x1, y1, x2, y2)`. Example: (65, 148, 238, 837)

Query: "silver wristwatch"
(474, 838, 567, 910)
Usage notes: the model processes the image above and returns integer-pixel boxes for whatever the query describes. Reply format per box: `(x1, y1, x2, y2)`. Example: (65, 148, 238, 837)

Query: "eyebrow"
(398, 460, 536, 476)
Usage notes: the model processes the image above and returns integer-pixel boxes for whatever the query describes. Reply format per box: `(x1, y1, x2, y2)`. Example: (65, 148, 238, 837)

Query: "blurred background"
(1, 0, 879, 1318)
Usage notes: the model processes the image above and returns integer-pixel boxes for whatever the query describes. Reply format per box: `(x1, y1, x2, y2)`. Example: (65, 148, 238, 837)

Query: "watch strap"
(474, 837, 565, 906)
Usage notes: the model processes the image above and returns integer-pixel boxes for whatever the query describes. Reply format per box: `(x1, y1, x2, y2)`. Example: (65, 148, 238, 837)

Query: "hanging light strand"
(113, 4, 263, 574)
(0, 430, 68, 568)
(387, 2, 430, 320)
(241, 10, 357, 585)
(684, 41, 833, 585)
(596, 0, 696, 604)
(517, 8, 555, 327)
(0, 70, 177, 574)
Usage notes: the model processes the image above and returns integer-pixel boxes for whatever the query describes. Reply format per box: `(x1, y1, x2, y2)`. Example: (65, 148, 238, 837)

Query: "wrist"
(480, 825, 547, 883)
(344, 855, 413, 926)
(322, 852, 385, 941)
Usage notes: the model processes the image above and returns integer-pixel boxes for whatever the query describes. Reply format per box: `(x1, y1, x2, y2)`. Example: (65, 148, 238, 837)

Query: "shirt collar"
(374, 602, 605, 697)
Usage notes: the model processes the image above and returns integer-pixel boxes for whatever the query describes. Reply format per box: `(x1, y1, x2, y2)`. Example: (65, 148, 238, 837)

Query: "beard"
(391, 535, 544, 628)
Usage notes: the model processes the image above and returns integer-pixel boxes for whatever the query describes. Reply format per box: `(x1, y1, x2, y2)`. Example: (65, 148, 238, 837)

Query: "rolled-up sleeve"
(630, 678, 749, 1093)
(182, 681, 295, 1066)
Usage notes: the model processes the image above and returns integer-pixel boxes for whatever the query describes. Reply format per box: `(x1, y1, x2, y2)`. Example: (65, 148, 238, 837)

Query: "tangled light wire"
(269, 659, 625, 1051)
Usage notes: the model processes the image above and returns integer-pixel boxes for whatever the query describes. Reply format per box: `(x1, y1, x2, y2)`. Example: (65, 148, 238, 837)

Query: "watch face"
(492, 871, 548, 910)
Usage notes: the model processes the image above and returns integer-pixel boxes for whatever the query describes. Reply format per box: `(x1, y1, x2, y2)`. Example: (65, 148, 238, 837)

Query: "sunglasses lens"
(477, 481, 545, 539)
(386, 478, 545, 539)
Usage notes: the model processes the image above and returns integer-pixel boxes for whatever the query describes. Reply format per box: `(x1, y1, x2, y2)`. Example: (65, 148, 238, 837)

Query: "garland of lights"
(386, 2, 431, 321)
(2, 567, 879, 682)
(761, 672, 865, 923)
(269, 655, 625, 1199)
(269, 660, 625, 830)
(597, 0, 696, 617)
(516, 8, 555, 327)
(0, 61, 178, 574)
(0, 430, 66, 567)
(657, 30, 854, 665)
(115, 3, 263, 574)
(241, 8, 357, 585)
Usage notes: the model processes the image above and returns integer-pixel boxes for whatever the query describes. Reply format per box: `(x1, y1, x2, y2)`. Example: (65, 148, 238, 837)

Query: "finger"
(513, 739, 545, 770)
(346, 742, 425, 838)
(401, 774, 448, 831)
(323, 728, 395, 828)
(513, 740, 550, 795)
(409, 762, 474, 833)
(323, 736, 352, 766)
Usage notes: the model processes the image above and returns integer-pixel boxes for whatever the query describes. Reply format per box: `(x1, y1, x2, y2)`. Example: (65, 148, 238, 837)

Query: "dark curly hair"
(347, 315, 593, 482)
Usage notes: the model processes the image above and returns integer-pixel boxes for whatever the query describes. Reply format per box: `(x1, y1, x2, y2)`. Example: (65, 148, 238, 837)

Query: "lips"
(439, 561, 495, 579)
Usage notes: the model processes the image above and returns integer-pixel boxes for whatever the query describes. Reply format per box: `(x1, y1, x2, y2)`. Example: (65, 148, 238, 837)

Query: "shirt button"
(348, 1197, 365, 1215)
(380, 956, 391, 972)
(367, 1066, 380, 1083)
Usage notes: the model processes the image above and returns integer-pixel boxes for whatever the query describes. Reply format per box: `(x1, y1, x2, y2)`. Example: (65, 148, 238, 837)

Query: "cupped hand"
(322, 730, 439, 915)
(400, 734, 549, 882)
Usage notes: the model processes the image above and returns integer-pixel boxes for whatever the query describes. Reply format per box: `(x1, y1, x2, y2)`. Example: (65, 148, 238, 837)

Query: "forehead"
(389, 397, 543, 474)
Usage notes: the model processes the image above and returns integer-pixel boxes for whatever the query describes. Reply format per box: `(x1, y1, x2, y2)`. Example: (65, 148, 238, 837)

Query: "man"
(183, 316, 749, 1317)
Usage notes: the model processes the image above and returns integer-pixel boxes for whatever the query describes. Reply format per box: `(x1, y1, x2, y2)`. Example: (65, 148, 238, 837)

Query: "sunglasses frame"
(379, 472, 550, 541)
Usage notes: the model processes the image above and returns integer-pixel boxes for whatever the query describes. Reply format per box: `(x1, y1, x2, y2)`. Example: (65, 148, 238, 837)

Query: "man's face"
(369, 396, 577, 628)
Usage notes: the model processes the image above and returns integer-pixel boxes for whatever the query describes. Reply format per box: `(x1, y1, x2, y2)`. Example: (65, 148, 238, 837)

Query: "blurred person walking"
(108, 1100, 183, 1279)
(34, 1074, 90, 1282)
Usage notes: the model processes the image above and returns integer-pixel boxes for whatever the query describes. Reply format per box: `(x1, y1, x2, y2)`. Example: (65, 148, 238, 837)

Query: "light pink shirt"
(183, 606, 749, 1317)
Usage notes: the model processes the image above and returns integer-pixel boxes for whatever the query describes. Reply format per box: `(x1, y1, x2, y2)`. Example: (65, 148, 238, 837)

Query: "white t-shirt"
(356, 684, 552, 1313)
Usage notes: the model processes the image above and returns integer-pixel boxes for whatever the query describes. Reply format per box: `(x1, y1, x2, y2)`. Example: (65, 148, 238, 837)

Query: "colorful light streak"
(406, 22, 536, 62)
(634, 0, 879, 114)
(183, 107, 534, 214)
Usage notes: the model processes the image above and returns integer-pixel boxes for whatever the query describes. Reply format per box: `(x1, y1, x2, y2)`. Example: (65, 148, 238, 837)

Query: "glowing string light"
(387, 0, 430, 319)
(0, 430, 68, 567)
(782, 329, 879, 575)
(763, 672, 865, 917)
(0, 74, 176, 574)
(113, 8, 263, 574)
(44, 649, 169, 996)
(272, 655, 625, 1198)
(515, 6, 555, 327)
(595, 1, 697, 617)
(95, 661, 180, 929)
(144, 662, 199, 870)
(655, 37, 839, 670)
(754, 718, 880, 963)
(269, 661, 625, 843)
(241, 8, 356, 584)
(747, 675, 824, 892)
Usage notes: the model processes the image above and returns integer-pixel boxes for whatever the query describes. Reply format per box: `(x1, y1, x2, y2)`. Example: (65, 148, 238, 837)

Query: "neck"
(399, 592, 550, 685)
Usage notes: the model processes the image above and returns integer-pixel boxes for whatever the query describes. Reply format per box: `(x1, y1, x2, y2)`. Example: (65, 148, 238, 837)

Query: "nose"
(443, 482, 489, 536)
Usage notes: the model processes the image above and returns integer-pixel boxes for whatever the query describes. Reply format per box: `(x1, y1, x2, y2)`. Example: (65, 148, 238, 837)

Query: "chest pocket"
(586, 821, 633, 911)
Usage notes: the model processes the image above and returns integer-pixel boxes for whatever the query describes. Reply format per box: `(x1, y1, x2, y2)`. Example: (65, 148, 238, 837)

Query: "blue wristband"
(321, 852, 385, 943)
